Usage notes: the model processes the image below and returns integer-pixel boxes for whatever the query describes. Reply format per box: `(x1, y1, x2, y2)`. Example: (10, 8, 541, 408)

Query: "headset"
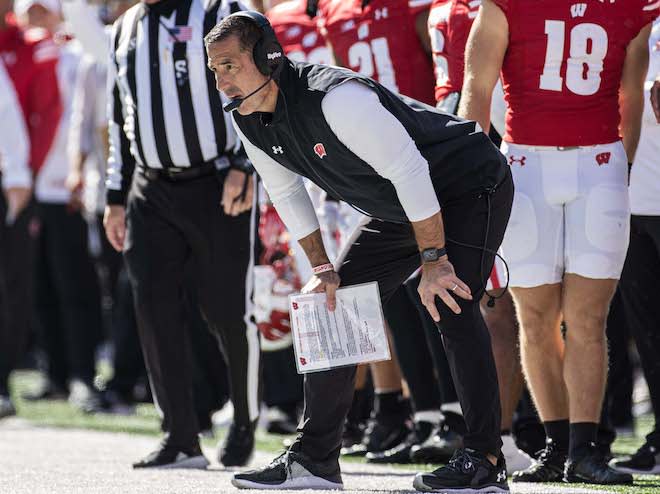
(227, 11, 284, 77)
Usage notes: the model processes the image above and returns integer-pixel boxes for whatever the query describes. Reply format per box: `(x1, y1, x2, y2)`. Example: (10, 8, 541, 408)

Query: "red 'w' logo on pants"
(595, 152, 611, 166)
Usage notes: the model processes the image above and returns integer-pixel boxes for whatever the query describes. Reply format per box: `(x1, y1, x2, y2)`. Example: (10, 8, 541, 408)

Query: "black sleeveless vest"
(233, 61, 507, 224)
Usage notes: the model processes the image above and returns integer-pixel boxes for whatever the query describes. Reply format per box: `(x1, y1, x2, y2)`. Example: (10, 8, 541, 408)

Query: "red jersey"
(267, 0, 333, 64)
(428, 0, 480, 103)
(493, 0, 659, 146)
(0, 15, 61, 174)
(318, 0, 436, 105)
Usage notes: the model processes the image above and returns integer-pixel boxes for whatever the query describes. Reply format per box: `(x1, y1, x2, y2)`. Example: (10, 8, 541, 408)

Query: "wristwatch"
(420, 247, 447, 263)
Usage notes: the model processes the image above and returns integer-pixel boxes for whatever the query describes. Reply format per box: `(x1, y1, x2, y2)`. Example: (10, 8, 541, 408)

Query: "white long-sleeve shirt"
(234, 81, 441, 240)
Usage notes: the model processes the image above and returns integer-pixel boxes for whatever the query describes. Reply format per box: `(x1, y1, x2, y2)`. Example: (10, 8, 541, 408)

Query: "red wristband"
(312, 263, 334, 275)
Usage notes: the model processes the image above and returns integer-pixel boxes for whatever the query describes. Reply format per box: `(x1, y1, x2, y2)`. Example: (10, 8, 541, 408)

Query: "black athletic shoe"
(265, 406, 299, 435)
(0, 395, 16, 419)
(340, 421, 366, 456)
(410, 421, 464, 464)
(611, 442, 660, 475)
(367, 420, 435, 464)
(132, 442, 209, 469)
(363, 412, 411, 454)
(512, 440, 566, 483)
(413, 449, 509, 493)
(219, 422, 255, 467)
(564, 446, 633, 485)
(232, 450, 343, 490)
(342, 411, 410, 457)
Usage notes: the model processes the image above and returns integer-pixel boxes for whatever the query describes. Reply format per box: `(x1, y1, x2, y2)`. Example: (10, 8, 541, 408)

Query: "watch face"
(422, 249, 438, 262)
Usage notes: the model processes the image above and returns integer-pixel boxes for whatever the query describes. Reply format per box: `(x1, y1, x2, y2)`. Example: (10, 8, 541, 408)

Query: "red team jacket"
(0, 14, 61, 176)
(492, 0, 659, 147)
(317, 0, 436, 105)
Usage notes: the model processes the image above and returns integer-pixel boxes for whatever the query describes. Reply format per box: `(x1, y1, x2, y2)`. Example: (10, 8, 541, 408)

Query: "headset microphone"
(223, 76, 273, 113)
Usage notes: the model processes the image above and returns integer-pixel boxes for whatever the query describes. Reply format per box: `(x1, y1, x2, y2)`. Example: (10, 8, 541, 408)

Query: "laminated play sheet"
(289, 282, 390, 373)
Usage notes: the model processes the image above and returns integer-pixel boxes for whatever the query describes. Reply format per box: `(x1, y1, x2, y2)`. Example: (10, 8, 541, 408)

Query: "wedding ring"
(451, 283, 458, 292)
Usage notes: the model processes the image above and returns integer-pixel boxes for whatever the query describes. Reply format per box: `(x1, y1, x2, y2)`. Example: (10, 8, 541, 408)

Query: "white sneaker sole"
(231, 476, 344, 490)
(151, 455, 210, 470)
(609, 463, 660, 475)
(413, 474, 509, 493)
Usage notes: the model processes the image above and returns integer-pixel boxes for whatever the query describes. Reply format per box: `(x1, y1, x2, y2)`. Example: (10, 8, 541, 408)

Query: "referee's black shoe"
(413, 449, 509, 493)
(232, 449, 343, 490)
(132, 441, 209, 469)
(564, 444, 633, 485)
(219, 422, 255, 467)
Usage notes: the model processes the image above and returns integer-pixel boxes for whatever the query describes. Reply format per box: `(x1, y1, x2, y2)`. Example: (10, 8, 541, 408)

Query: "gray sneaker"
(232, 450, 343, 490)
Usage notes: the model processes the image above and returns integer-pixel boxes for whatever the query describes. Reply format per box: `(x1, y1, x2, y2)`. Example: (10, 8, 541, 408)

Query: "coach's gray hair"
(204, 15, 262, 52)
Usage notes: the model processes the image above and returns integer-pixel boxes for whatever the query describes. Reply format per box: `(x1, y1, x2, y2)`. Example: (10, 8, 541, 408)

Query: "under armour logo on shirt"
(272, 146, 283, 154)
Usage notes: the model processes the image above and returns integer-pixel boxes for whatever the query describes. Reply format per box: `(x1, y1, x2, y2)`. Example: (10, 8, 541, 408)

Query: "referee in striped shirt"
(103, 0, 260, 469)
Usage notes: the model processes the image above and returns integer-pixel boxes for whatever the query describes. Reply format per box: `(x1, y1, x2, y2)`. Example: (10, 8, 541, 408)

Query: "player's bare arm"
(619, 23, 652, 163)
(298, 228, 341, 311)
(457, 0, 508, 130)
(415, 9, 432, 54)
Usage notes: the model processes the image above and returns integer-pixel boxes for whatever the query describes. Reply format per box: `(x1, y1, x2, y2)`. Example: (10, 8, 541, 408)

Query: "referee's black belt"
(139, 160, 219, 182)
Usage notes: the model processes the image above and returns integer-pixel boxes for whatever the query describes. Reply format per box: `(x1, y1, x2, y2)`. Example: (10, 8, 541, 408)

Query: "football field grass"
(6, 370, 660, 493)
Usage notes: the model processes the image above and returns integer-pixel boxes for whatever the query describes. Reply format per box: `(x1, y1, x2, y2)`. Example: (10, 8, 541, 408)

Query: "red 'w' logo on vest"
(313, 143, 327, 159)
(595, 152, 611, 166)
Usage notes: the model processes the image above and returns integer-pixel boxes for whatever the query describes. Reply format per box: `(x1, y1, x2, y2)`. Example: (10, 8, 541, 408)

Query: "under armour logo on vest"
(272, 146, 284, 154)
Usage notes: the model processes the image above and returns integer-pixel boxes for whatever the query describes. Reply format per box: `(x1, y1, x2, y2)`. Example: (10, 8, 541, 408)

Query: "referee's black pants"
(124, 169, 259, 448)
(618, 215, 660, 447)
(296, 169, 513, 463)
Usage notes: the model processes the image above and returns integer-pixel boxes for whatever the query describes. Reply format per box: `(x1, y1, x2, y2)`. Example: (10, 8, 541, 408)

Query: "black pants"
(0, 194, 35, 394)
(298, 169, 514, 462)
(618, 215, 660, 446)
(124, 169, 259, 448)
(383, 284, 443, 412)
(405, 273, 460, 406)
(33, 203, 103, 386)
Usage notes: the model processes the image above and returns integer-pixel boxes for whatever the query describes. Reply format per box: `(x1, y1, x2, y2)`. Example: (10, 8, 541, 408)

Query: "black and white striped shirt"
(106, 0, 244, 205)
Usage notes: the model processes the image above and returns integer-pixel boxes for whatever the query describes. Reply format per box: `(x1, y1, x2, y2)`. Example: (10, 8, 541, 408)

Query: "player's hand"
(418, 257, 472, 322)
(66, 169, 84, 212)
(103, 205, 126, 252)
(651, 79, 660, 124)
(301, 270, 341, 311)
(221, 169, 253, 216)
(4, 186, 32, 225)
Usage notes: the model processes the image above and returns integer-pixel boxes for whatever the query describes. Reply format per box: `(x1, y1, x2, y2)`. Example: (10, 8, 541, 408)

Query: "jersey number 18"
(539, 20, 608, 96)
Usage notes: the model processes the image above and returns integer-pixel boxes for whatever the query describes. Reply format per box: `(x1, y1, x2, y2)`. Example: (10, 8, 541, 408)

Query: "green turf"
(7, 370, 660, 492)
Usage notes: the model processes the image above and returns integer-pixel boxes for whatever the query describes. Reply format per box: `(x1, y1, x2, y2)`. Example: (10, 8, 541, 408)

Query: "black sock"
(374, 390, 404, 415)
(543, 419, 569, 452)
(569, 422, 598, 459)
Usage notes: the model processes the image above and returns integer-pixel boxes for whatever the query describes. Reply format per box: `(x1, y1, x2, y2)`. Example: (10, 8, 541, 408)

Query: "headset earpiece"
(227, 11, 284, 76)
